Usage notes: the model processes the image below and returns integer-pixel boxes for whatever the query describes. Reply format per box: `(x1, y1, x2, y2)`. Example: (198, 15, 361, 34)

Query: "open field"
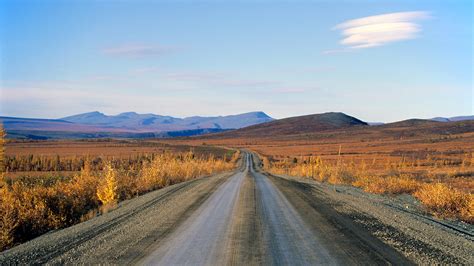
(5, 139, 230, 157)
(169, 119, 474, 222)
(4, 139, 233, 179)
(0, 137, 239, 251)
(7, 119, 474, 194)
(175, 120, 474, 191)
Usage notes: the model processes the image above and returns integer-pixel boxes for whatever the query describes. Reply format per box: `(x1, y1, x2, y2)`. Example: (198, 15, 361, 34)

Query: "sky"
(0, 0, 472, 122)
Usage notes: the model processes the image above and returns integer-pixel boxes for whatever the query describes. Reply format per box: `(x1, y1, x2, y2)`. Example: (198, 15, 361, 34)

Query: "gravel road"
(140, 165, 245, 265)
(1, 152, 472, 265)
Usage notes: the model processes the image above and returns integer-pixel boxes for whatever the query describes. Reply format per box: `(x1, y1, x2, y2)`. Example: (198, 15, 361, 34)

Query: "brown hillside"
(205, 112, 368, 138)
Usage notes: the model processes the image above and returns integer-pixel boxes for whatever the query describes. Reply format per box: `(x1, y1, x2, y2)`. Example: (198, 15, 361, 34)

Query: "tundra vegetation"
(0, 131, 240, 251)
(177, 119, 474, 224)
(260, 151, 473, 224)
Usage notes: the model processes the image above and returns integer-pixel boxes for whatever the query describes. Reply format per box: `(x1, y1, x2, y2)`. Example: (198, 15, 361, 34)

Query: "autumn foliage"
(0, 145, 239, 251)
(414, 183, 473, 223)
(261, 152, 473, 224)
(96, 162, 119, 206)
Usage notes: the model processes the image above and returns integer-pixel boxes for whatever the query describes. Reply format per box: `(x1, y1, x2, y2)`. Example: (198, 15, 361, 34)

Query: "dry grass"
(5, 139, 230, 158)
(182, 123, 474, 223)
(0, 146, 239, 251)
(175, 122, 474, 193)
(260, 152, 473, 224)
(353, 175, 421, 195)
(170, 120, 474, 223)
(414, 183, 473, 223)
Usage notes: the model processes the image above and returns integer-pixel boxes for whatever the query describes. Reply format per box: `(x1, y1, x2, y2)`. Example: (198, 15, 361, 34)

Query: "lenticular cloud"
(335, 11, 431, 49)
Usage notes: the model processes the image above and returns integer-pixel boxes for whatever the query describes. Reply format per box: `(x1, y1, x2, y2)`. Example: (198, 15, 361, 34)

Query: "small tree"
(96, 162, 118, 206)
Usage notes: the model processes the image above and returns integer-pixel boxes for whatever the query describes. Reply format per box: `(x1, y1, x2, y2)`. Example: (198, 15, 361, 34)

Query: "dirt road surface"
(1, 153, 472, 265)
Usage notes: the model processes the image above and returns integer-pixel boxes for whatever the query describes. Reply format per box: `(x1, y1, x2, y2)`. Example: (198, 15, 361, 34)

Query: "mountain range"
(369, 116, 474, 126)
(61, 111, 273, 131)
(0, 111, 274, 139)
(430, 115, 474, 122)
(1, 111, 473, 140)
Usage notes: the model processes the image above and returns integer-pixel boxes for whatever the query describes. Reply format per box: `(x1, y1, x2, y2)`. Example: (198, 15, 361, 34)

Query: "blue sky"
(0, 0, 472, 122)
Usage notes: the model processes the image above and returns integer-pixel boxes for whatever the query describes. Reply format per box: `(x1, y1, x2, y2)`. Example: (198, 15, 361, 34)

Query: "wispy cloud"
(102, 44, 177, 58)
(331, 11, 431, 50)
(274, 87, 324, 94)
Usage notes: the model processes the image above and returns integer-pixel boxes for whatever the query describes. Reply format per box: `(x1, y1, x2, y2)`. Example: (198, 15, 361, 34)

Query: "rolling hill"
(199, 113, 474, 142)
(205, 112, 368, 138)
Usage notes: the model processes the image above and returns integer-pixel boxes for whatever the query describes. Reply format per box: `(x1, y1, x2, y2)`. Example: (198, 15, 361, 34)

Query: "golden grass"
(260, 153, 473, 224)
(0, 149, 239, 251)
(174, 125, 474, 193)
(352, 174, 421, 195)
(414, 183, 473, 223)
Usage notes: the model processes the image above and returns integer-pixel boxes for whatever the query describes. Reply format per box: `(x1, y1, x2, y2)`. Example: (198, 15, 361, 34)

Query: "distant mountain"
(0, 116, 119, 132)
(4, 128, 230, 140)
(207, 112, 368, 138)
(367, 115, 474, 125)
(61, 111, 273, 132)
(1, 111, 274, 139)
(431, 115, 474, 122)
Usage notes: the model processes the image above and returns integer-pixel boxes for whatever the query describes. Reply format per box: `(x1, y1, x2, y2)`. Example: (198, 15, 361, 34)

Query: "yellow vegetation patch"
(414, 183, 473, 223)
(354, 175, 421, 195)
(261, 152, 473, 224)
(96, 162, 118, 207)
(0, 146, 239, 251)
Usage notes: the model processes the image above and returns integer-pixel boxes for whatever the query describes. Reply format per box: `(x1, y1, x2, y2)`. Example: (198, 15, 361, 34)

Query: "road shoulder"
(266, 171, 474, 264)
(0, 171, 234, 264)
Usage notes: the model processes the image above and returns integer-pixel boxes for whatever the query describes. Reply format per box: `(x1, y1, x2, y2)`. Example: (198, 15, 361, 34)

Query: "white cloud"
(333, 11, 431, 49)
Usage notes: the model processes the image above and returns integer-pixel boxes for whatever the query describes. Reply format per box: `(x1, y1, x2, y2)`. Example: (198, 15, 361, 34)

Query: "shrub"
(354, 175, 421, 195)
(0, 187, 19, 250)
(414, 183, 473, 223)
(261, 152, 472, 224)
(0, 149, 239, 251)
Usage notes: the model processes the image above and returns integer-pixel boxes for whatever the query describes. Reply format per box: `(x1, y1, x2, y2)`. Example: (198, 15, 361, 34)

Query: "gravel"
(0, 172, 233, 264)
(271, 173, 474, 264)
